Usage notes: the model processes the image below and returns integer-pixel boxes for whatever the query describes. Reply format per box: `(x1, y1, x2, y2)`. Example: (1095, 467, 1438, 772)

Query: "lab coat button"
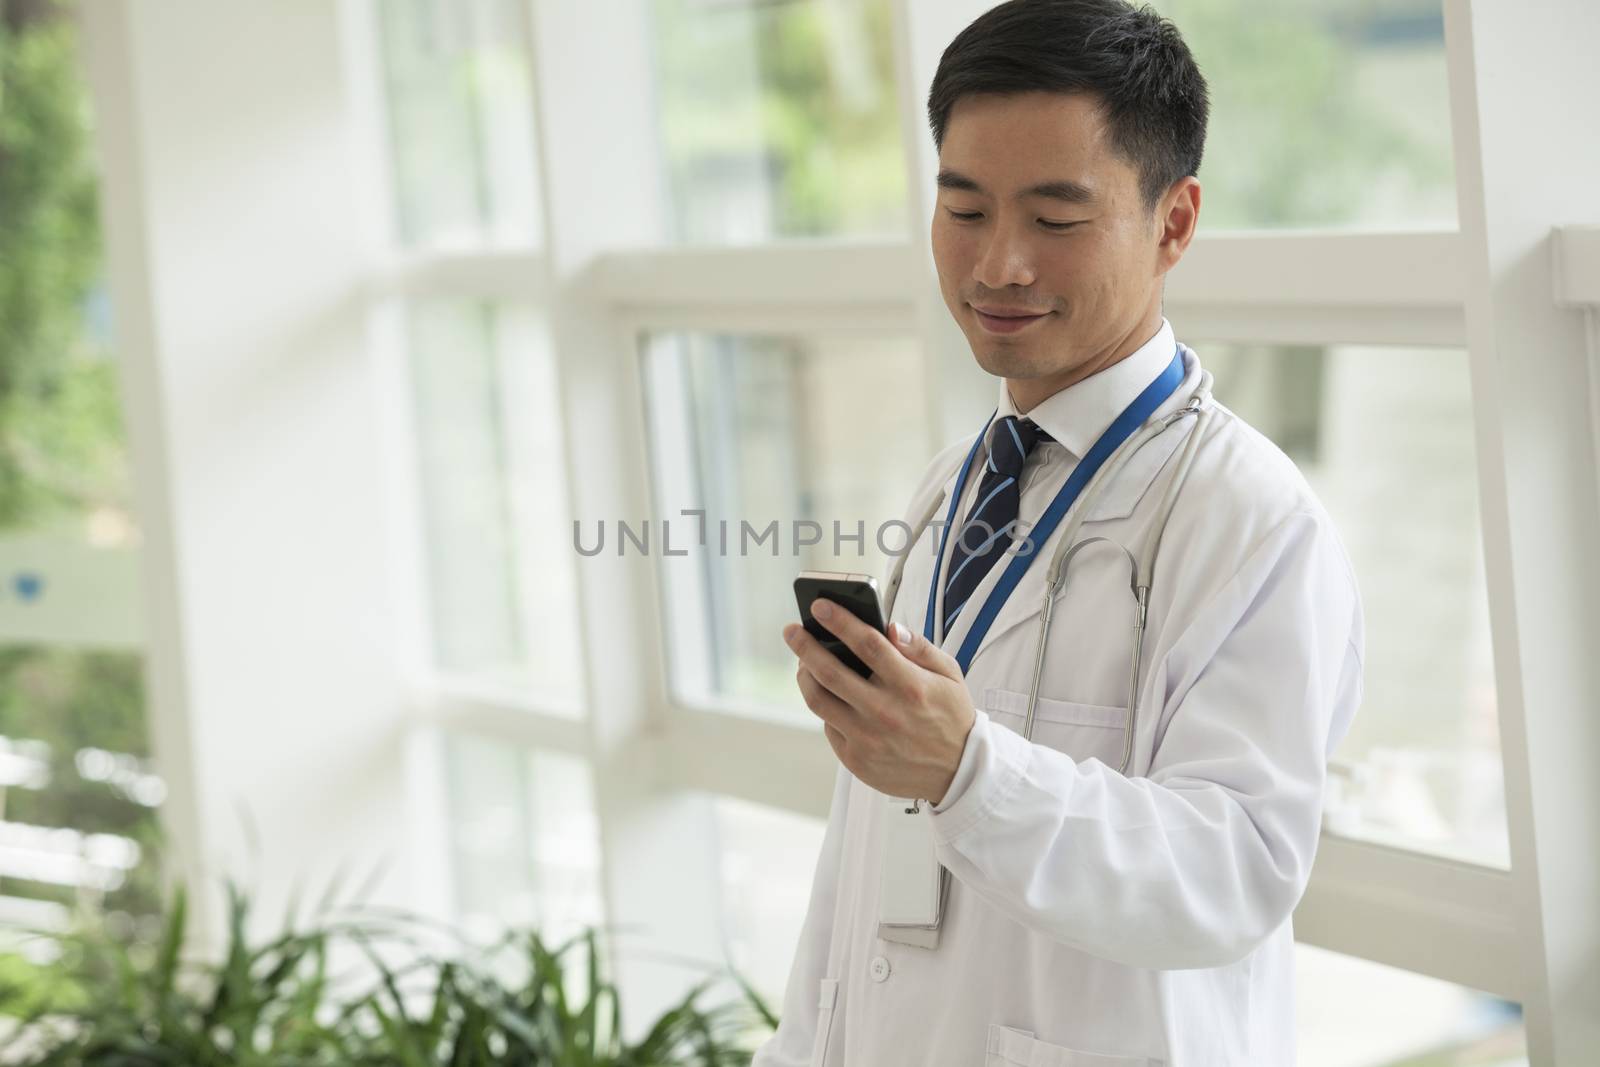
(869, 955, 891, 982)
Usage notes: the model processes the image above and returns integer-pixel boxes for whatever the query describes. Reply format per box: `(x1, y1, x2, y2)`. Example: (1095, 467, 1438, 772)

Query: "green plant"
(0, 882, 778, 1066)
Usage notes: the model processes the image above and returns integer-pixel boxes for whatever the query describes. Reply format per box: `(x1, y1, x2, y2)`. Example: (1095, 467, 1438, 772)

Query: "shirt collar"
(992, 318, 1177, 459)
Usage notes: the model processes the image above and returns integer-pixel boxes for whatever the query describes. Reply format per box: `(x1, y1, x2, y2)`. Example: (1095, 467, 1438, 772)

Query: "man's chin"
(971, 343, 1044, 379)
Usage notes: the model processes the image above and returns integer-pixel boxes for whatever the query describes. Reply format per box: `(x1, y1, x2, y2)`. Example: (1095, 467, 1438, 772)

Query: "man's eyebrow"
(935, 168, 1097, 206)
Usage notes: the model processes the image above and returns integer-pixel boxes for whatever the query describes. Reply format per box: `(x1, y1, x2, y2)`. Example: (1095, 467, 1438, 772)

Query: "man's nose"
(971, 218, 1037, 290)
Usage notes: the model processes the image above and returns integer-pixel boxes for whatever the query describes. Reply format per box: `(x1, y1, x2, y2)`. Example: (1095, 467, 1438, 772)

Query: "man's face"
(931, 91, 1170, 406)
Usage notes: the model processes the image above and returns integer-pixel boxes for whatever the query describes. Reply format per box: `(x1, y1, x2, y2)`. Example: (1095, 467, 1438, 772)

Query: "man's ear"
(1155, 177, 1201, 274)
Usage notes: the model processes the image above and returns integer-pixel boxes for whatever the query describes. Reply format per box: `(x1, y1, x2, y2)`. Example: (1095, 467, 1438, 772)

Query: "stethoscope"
(882, 366, 1216, 778)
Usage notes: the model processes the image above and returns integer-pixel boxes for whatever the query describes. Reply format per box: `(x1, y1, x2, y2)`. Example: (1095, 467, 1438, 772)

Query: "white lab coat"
(753, 330, 1365, 1067)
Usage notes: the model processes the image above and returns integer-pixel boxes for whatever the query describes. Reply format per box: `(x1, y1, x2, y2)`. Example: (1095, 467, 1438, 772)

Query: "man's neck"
(1007, 311, 1164, 414)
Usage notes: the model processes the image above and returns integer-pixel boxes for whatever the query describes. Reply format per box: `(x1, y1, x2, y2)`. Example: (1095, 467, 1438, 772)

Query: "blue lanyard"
(923, 350, 1186, 673)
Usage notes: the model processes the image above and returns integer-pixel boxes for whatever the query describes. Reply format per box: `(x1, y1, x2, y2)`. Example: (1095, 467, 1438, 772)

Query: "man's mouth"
(971, 303, 1052, 335)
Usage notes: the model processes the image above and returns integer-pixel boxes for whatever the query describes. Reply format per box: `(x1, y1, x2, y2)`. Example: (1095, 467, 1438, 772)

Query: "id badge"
(876, 793, 950, 949)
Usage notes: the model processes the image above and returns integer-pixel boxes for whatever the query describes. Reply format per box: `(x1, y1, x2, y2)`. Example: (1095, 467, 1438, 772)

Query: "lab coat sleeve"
(930, 721, 980, 813)
(751, 762, 853, 1067)
(927, 509, 1363, 970)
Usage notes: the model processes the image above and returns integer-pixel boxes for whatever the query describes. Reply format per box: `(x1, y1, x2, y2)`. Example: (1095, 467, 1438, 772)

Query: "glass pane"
(377, 0, 542, 248)
(1205, 343, 1507, 867)
(445, 734, 604, 948)
(1151, 0, 1456, 229)
(0, 649, 161, 929)
(1296, 944, 1525, 1065)
(641, 330, 927, 715)
(407, 300, 581, 708)
(650, 0, 908, 243)
(712, 795, 826, 1009)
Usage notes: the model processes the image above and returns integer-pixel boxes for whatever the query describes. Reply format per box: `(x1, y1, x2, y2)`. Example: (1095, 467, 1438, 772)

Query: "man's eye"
(945, 209, 983, 221)
(1040, 220, 1082, 231)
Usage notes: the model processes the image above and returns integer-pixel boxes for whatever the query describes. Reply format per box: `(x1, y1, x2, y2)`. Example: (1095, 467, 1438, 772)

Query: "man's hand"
(783, 599, 976, 804)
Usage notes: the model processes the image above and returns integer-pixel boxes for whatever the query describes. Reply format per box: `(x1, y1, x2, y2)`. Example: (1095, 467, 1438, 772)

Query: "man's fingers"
(796, 664, 860, 732)
(810, 599, 900, 680)
(822, 721, 849, 760)
(888, 621, 965, 682)
(785, 619, 874, 704)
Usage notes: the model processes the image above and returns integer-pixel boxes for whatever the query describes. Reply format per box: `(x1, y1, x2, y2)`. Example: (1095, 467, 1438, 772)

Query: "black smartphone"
(793, 570, 889, 679)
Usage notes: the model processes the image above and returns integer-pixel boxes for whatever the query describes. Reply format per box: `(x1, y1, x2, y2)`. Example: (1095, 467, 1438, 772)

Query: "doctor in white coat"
(760, 2, 1364, 1065)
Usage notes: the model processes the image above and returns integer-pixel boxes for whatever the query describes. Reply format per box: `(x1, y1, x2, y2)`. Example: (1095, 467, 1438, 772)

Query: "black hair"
(927, 0, 1209, 211)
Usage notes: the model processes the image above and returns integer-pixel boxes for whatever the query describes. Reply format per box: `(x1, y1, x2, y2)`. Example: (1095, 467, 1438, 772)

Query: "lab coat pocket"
(809, 978, 840, 1067)
(984, 1023, 1162, 1066)
(984, 688, 1131, 769)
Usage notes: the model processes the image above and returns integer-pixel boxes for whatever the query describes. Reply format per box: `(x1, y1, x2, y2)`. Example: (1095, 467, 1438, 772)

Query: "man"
(760, 1, 1363, 1065)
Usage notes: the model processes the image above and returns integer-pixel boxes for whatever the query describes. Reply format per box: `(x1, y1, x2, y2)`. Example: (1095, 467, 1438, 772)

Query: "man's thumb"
(890, 622, 961, 679)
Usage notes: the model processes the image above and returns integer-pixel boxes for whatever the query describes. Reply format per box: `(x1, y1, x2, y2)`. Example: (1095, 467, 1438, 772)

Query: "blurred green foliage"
(0, 0, 130, 531)
(1152, 0, 1455, 227)
(653, 0, 1454, 240)
(0, 882, 775, 1065)
(0, 0, 159, 923)
(653, 0, 907, 241)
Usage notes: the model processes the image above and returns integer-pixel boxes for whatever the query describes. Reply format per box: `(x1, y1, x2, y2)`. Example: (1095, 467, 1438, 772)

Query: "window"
(1151, 0, 1456, 229)
(1206, 343, 1506, 867)
(377, 0, 543, 248)
(641, 328, 928, 715)
(445, 734, 603, 947)
(1296, 944, 1523, 1066)
(0, 3, 159, 959)
(404, 299, 581, 708)
(0, 650, 157, 929)
(649, 0, 909, 243)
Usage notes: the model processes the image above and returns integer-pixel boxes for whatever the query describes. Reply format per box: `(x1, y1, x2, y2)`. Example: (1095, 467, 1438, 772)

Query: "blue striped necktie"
(943, 415, 1051, 637)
